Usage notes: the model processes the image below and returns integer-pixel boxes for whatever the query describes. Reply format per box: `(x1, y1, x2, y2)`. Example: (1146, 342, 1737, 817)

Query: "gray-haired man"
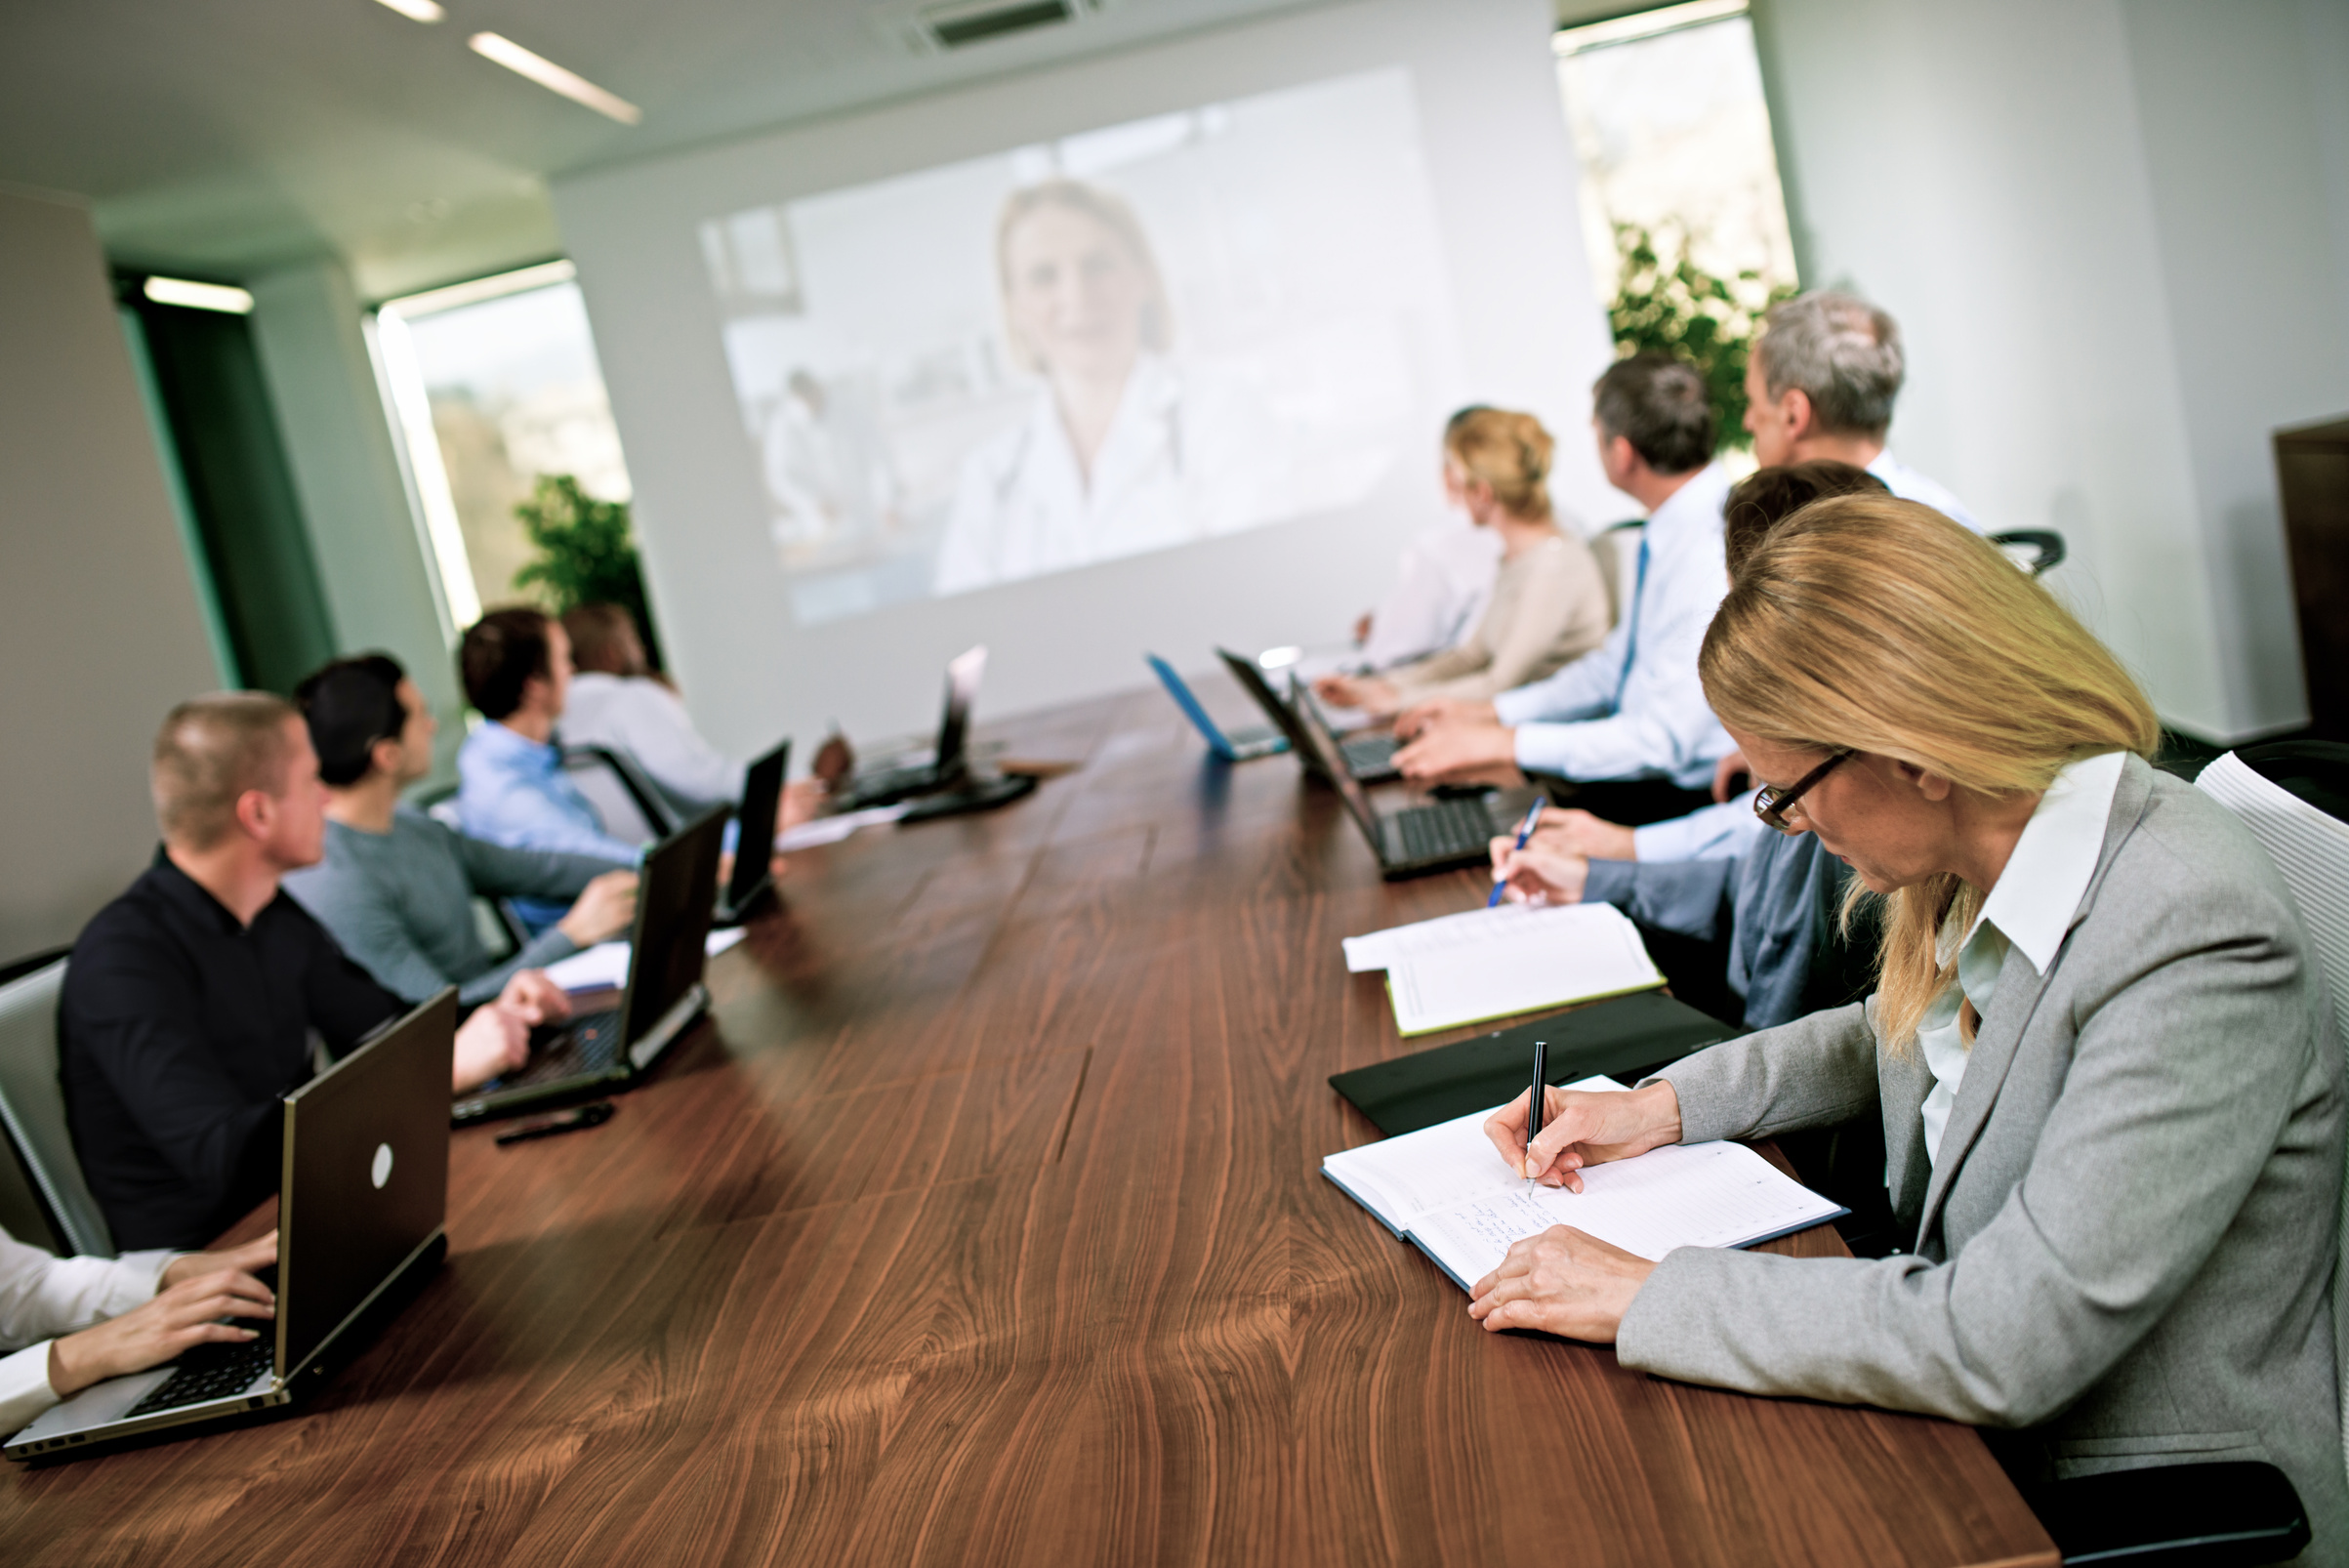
(1743, 290, 1981, 530)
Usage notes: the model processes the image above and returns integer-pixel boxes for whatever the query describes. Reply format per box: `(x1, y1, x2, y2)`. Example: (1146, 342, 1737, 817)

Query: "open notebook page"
(1408, 1141, 1846, 1293)
(1322, 1076, 1628, 1235)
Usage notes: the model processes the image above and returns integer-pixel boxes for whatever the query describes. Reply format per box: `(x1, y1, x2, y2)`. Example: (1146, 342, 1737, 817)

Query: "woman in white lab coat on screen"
(934, 179, 1265, 596)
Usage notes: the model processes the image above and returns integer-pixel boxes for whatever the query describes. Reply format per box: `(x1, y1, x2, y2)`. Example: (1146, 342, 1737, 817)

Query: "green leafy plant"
(512, 474, 664, 668)
(1607, 222, 1793, 449)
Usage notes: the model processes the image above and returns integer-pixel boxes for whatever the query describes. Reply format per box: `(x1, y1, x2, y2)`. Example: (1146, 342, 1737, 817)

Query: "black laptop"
(1214, 647, 1400, 783)
(8, 990, 457, 1461)
(837, 644, 987, 808)
(452, 806, 727, 1125)
(714, 738, 788, 927)
(1289, 676, 1529, 879)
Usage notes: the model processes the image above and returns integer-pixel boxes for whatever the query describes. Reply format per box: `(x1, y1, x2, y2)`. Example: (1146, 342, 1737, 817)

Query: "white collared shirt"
(1868, 451, 1983, 533)
(1492, 462, 1734, 788)
(561, 672, 746, 812)
(0, 1230, 176, 1436)
(1916, 749, 2127, 1167)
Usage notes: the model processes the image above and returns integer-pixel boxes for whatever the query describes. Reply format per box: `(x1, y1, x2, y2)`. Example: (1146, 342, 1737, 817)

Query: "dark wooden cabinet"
(2276, 415, 2349, 740)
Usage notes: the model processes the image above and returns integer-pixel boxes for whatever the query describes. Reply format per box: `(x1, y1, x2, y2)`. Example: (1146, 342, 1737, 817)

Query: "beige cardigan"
(1382, 531, 1611, 706)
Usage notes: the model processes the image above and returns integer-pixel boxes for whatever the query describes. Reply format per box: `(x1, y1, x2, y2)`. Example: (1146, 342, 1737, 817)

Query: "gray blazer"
(1616, 757, 2347, 1561)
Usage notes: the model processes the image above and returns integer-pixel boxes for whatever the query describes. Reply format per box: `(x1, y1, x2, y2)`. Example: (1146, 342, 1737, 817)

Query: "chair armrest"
(2020, 1460, 2309, 1565)
(1989, 528, 2067, 576)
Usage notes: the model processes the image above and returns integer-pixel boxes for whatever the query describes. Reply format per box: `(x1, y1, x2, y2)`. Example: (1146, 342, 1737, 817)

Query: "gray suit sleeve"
(1582, 856, 1738, 942)
(1646, 1001, 1880, 1142)
(1618, 915, 2317, 1427)
(450, 831, 627, 902)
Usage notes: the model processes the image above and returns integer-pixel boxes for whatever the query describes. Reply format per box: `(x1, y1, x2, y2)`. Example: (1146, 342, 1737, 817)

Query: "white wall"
(1752, 0, 2349, 742)
(0, 187, 222, 960)
(553, 0, 1615, 757)
(248, 259, 466, 779)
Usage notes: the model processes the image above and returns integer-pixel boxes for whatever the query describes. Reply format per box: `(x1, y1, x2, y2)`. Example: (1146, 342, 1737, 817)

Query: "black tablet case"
(1328, 991, 1736, 1136)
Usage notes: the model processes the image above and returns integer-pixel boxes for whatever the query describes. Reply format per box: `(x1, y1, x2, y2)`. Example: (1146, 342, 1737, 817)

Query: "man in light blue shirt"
(1392, 353, 1733, 815)
(457, 607, 643, 930)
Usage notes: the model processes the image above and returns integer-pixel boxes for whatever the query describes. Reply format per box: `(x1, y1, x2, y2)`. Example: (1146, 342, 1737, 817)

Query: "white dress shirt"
(1632, 795, 1766, 863)
(1360, 519, 1504, 670)
(560, 673, 746, 812)
(1916, 750, 2126, 1167)
(1868, 451, 1983, 533)
(0, 1230, 175, 1435)
(1492, 463, 1735, 788)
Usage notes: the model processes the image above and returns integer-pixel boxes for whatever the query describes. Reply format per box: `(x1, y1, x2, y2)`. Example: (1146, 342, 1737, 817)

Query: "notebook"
(1349, 902, 1667, 1035)
(1322, 1087, 1847, 1293)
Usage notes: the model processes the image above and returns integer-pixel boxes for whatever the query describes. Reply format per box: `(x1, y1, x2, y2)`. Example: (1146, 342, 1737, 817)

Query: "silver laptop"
(7, 989, 455, 1461)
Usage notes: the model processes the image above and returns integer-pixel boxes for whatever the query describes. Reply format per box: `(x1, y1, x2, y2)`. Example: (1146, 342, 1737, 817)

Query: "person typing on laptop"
(60, 694, 556, 1251)
(1389, 355, 1734, 825)
(284, 653, 639, 1008)
(1, 1228, 275, 1436)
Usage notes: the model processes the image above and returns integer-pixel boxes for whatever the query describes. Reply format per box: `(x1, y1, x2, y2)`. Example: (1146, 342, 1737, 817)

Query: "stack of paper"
(777, 803, 913, 851)
(1344, 902, 1665, 1036)
(542, 928, 747, 993)
(1322, 1085, 1845, 1293)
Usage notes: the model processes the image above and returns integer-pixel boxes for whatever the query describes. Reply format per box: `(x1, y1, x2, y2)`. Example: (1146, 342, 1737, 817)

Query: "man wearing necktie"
(1391, 353, 1734, 826)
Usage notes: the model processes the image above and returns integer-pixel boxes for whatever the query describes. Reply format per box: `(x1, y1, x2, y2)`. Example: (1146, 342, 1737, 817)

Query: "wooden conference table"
(1, 675, 2058, 1567)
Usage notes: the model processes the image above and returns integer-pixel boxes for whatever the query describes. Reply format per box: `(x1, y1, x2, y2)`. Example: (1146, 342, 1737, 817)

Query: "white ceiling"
(0, 0, 1366, 301)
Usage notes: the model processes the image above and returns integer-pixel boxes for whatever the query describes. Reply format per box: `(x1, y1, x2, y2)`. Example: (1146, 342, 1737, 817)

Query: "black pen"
(1525, 1038, 1546, 1187)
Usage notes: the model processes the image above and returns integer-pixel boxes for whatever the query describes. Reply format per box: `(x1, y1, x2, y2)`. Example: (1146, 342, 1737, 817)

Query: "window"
(372, 262, 633, 627)
(1555, 0, 1797, 306)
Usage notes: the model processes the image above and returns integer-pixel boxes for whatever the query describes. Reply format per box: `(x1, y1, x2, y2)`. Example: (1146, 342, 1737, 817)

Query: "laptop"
(1214, 647, 1400, 783)
(714, 738, 789, 926)
(1146, 654, 1288, 762)
(836, 645, 987, 808)
(452, 805, 727, 1125)
(7, 990, 456, 1461)
(1289, 676, 1527, 880)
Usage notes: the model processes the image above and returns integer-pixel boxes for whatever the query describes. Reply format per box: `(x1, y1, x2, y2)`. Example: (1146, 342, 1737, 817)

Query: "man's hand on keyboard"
(454, 1003, 533, 1093)
(46, 1260, 276, 1400)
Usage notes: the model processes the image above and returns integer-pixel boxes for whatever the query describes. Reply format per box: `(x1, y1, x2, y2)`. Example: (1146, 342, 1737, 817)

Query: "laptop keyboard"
(1392, 799, 1498, 862)
(123, 1336, 275, 1418)
(497, 1009, 625, 1090)
(1341, 733, 1399, 775)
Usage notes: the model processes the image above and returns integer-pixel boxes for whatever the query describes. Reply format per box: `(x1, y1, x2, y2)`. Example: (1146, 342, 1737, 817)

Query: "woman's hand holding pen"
(1489, 838, 1589, 906)
(1484, 1081, 1681, 1190)
(1466, 1226, 1654, 1341)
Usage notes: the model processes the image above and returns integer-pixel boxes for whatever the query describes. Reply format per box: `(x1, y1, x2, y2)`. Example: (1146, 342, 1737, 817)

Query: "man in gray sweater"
(284, 655, 639, 1008)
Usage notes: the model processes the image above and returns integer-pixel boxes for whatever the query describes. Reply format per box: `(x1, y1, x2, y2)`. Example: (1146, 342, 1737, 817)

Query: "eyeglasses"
(1752, 749, 1854, 833)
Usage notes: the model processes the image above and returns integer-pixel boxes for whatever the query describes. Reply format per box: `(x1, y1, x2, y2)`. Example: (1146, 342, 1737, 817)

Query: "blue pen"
(1487, 798, 1546, 907)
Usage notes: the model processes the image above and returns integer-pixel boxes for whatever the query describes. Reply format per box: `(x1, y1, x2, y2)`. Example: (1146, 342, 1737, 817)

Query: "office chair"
(561, 744, 679, 846)
(2013, 742, 2349, 1564)
(0, 959, 117, 1259)
(1990, 528, 2066, 577)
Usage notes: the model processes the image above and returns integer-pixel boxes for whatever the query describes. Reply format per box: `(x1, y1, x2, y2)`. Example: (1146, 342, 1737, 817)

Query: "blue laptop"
(1146, 655, 1290, 762)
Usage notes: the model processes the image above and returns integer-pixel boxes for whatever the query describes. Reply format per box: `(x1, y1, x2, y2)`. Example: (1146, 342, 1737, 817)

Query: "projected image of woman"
(934, 179, 1258, 595)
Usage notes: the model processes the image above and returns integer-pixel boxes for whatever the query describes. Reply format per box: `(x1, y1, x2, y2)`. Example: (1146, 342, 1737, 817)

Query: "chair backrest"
(2198, 743, 2349, 1493)
(1588, 519, 1643, 630)
(561, 745, 676, 846)
(0, 959, 116, 1258)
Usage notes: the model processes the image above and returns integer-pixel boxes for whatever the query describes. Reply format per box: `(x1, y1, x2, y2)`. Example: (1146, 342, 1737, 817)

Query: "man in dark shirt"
(61, 692, 557, 1251)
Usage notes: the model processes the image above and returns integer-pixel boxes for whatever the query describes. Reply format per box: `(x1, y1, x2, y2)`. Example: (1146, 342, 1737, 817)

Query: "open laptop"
(714, 737, 789, 926)
(836, 645, 987, 809)
(1147, 654, 1288, 762)
(453, 805, 727, 1126)
(1214, 647, 1401, 783)
(1289, 676, 1528, 879)
(8, 990, 456, 1462)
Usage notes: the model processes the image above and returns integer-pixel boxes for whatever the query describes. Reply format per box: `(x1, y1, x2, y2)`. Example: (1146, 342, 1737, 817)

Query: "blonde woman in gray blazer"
(1474, 496, 2346, 1560)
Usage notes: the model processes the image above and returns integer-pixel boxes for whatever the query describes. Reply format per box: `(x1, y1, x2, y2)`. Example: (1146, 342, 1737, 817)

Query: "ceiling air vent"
(915, 0, 1078, 51)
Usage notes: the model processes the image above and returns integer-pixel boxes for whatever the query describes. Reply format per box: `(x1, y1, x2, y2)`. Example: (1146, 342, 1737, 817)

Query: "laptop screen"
(1214, 648, 1321, 764)
(1288, 680, 1384, 838)
(725, 739, 790, 908)
(1147, 656, 1230, 750)
(932, 644, 986, 785)
(278, 989, 454, 1377)
(622, 808, 726, 1048)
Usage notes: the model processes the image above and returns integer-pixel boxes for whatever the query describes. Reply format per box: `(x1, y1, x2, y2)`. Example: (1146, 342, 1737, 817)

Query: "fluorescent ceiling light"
(144, 276, 254, 314)
(468, 33, 641, 124)
(379, 259, 577, 321)
(372, 0, 445, 21)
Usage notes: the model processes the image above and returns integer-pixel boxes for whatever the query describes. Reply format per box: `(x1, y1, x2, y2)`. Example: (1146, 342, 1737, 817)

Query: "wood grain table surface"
(0, 673, 2058, 1567)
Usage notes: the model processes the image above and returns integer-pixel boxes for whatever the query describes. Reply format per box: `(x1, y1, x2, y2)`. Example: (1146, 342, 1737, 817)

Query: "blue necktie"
(1614, 535, 1651, 712)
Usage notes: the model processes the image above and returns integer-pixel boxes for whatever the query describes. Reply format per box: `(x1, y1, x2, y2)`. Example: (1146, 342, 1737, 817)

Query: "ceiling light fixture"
(468, 33, 641, 124)
(143, 276, 255, 314)
(372, 0, 445, 21)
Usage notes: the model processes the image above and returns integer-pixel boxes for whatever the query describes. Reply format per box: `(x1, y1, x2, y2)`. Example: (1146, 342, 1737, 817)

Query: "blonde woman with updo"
(1469, 497, 2345, 1557)
(1314, 409, 1609, 718)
